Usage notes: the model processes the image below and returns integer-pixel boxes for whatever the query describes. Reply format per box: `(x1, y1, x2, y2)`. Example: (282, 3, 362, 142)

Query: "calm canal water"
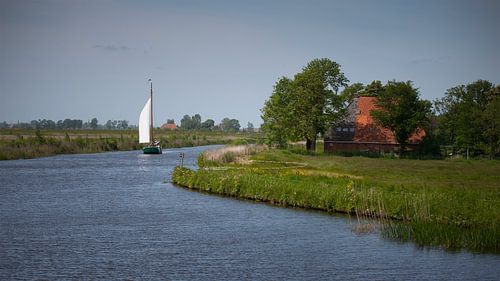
(1, 146, 498, 280)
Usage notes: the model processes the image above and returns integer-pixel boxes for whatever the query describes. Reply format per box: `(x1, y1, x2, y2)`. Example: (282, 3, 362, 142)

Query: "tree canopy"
(201, 119, 215, 130)
(261, 58, 348, 151)
(364, 80, 384, 96)
(370, 80, 431, 154)
(220, 118, 240, 132)
(434, 80, 499, 158)
(180, 114, 203, 130)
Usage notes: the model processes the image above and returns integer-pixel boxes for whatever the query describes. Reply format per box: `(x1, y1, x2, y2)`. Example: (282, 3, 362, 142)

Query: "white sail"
(139, 97, 151, 144)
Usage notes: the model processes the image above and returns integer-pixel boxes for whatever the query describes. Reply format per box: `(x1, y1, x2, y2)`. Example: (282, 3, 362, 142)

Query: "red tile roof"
(161, 123, 177, 130)
(354, 96, 425, 144)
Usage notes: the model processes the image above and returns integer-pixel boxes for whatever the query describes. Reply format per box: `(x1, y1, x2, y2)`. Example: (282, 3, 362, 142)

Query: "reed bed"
(200, 144, 267, 165)
(0, 129, 263, 160)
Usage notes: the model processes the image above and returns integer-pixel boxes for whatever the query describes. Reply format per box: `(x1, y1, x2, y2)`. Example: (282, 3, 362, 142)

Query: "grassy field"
(173, 146, 500, 253)
(0, 128, 263, 160)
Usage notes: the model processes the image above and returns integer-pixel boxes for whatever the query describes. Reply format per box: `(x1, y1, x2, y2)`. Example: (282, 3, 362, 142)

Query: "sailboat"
(139, 79, 162, 154)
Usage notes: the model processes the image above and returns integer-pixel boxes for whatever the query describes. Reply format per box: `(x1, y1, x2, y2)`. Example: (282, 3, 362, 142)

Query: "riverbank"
(172, 147, 500, 253)
(0, 129, 263, 160)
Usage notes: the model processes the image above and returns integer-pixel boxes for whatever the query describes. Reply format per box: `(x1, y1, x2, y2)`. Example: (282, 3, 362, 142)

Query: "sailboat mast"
(150, 80, 153, 144)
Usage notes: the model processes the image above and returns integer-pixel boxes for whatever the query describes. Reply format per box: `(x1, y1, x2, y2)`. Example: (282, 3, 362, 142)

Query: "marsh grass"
(199, 144, 267, 166)
(0, 129, 263, 160)
(173, 147, 500, 253)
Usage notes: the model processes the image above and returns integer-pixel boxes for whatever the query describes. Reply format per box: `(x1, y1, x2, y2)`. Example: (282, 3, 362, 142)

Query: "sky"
(1, 0, 499, 127)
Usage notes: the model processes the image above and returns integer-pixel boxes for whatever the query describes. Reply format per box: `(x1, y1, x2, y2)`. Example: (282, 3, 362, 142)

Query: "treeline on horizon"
(0, 118, 131, 130)
(0, 116, 256, 133)
(176, 114, 255, 132)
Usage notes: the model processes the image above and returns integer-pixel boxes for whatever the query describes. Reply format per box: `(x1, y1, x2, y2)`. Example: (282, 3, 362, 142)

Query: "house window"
(349, 127, 355, 132)
(342, 128, 349, 132)
(336, 127, 342, 132)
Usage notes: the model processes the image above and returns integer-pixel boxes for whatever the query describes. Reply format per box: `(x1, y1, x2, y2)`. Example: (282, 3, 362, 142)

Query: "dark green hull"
(143, 146, 162, 154)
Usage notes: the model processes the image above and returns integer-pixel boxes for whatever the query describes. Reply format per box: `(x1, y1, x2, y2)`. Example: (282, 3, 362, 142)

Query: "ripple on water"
(1, 146, 499, 280)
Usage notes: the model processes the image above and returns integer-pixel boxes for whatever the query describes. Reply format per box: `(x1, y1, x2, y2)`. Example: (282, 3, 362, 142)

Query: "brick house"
(324, 96, 425, 153)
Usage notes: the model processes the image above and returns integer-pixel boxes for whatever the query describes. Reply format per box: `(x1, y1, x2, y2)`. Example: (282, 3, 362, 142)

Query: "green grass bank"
(0, 129, 263, 160)
(172, 147, 500, 254)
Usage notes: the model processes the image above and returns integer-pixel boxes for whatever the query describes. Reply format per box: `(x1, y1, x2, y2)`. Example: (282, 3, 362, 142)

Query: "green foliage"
(105, 120, 129, 130)
(180, 114, 202, 130)
(435, 81, 499, 158)
(0, 121, 9, 129)
(481, 94, 500, 157)
(220, 118, 240, 132)
(2, 117, 129, 130)
(414, 133, 442, 158)
(201, 119, 215, 130)
(179, 115, 240, 132)
(90, 118, 98, 129)
(197, 153, 206, 169)
(35, 129, 46, 144)
(340, 82, 364, 102)
(261, 77, 295, 148)
(364, 80, 385, 96)
(261, 58, 349, 151)
(370, 80, 431, 154)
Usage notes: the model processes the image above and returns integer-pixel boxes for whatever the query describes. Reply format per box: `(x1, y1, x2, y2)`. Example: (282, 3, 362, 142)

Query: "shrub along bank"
(172, 148, 500, 254)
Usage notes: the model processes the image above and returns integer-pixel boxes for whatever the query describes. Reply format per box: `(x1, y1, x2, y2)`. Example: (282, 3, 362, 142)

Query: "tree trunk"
(399, 142, 406, 157)
(306, 138, 312, 151)
(489, 134, 494, 160)
(306, 136, 316, 152)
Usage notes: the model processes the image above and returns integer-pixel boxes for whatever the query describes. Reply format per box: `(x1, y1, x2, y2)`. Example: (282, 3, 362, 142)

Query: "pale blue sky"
(1, 0, 499, 127)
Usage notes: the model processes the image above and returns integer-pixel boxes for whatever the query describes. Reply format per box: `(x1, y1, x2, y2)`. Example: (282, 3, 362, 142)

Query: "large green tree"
(220, 118, 240, 132)
(180, 115, 193, 130)
(261, 58, 348, 151)
(201, 119, 215, 130)
(180, 114, 202, 130)
(370, 80, 431, 155)
(434, 80, 498, 157)
(293, 59, 349, 151)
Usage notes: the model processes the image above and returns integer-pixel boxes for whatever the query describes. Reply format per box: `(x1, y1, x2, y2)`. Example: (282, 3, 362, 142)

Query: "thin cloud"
(92, 44, 135, 52)
(410, 56, 451, 65)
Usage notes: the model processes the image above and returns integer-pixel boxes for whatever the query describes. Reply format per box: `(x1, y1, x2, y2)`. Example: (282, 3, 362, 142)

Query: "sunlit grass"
(173, 146, 500, 253)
